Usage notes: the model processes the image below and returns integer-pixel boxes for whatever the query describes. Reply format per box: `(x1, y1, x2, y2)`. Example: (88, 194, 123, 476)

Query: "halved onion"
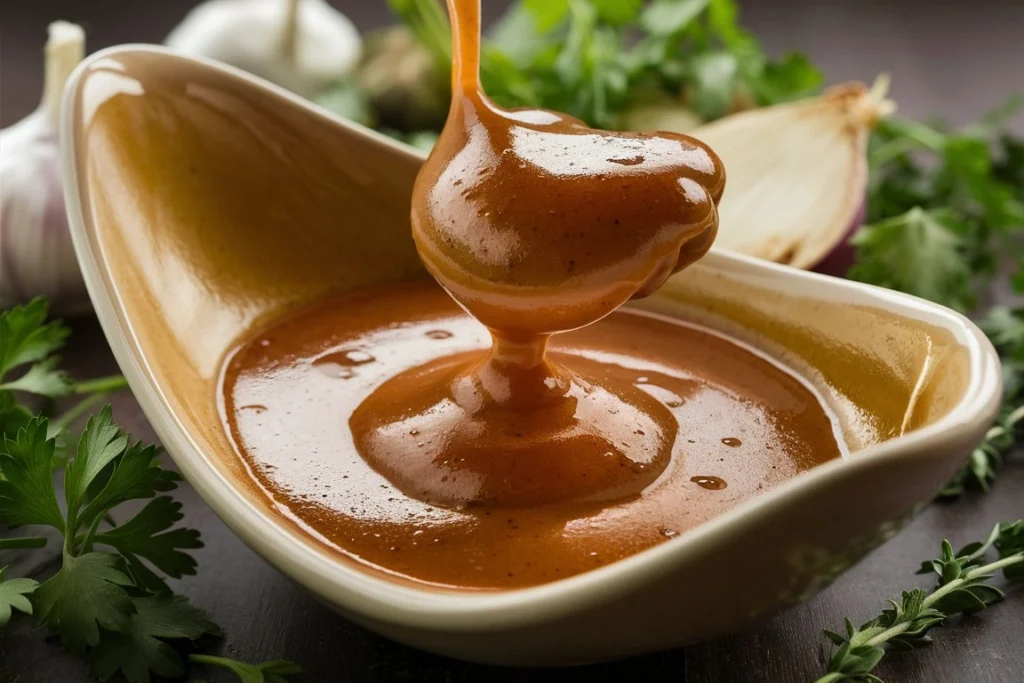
(690, 78, 895, 271)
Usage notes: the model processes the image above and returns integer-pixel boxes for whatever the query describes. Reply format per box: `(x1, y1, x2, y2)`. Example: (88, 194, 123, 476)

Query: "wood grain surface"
(2, 1, 1023, 682)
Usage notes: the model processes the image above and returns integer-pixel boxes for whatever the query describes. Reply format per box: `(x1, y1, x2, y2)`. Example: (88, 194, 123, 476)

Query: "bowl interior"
(67, 48, 982, 593)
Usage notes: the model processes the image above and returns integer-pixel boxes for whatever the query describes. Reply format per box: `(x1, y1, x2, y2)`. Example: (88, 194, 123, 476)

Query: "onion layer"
(690, 78, 894, 271)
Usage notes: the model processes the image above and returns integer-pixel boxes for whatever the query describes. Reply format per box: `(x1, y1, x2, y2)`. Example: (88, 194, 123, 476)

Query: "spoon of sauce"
(350, 0, 726, 509)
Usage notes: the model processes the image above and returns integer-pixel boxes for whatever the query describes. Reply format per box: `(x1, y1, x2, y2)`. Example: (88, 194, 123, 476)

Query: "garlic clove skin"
(1, 21, 92, 315)
(680, 78, 894, 271)
(166, 0, 362, 99)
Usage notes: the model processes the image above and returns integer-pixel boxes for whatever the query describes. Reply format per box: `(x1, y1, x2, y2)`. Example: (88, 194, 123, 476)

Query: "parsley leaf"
(33, 551, 136, 653)
(0, 292, 301, 681)
(190, 655, 304, 683)
(89, 595, 221, 683)
(0, 298, 69, 380)
(588, 0, 643, 25)
(848, 207, 973, 311)
(93, 497, 203, 594)
(64, 405, 129, 534)
(0, 391, 34, 440)
(0, 566, 38, 629)
(0, 298, 72, 398)
(76, 441, 180, 535)
(640, 0, 710, 37)
(0, 417, 64, 530)
(0, 356, 71, 397)
(856, 111, 1024, 314)
(522, 0, 570, 31)
(0, 399, 211, 676)
(387, 0, 819, 133)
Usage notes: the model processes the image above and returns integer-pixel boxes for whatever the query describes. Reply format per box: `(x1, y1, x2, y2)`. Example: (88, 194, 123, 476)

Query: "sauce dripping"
(224, 284, 845, 588)
(222, 0, 846, 589)
(351, 0, 726, 509)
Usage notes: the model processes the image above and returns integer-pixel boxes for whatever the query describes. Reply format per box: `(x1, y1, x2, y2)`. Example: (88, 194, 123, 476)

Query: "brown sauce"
(223, 282, 843, 589)
(220, 0, 844, 589)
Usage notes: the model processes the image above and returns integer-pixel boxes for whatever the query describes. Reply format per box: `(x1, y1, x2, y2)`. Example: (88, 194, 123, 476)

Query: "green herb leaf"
(0, 356, 71, 397)
(756, 52, 824, 104)
(89, 595, 221, 683)
(0, 566, 38, 629)
(33, 551, 135, 653)
(487, 2, 548, 65)
(0, 391, 33, 439)
(640, 0, 710, 37)
(64, 405, 129, 533)
(0, 417, 64, 530)
(939, 405, 1024, 497)
(996, 520, 1024, 580)
(189, 654, 304, 683)
(0, 299, 234, 679)
(588, 0, 643, 26)
(817, 521, 1024, 682)
(687, 51, 740, 120)
(523, 0, 570, 32)
(850, 207, 973, 312)
(0, 298, 69, 381)
(76, 440, 180, 539)
(93, 497, 203, 594)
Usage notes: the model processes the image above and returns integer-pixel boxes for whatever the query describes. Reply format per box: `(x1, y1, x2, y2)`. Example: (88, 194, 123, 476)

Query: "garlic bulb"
(353, 25, 449, 133)
(688, 77, 896, 271)
(166, 0, 362, 98)
(0, 22, 90, 314)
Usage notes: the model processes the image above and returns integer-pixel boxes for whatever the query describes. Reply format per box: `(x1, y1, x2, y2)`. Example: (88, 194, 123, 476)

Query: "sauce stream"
(357, 0, 727, 509)
(220, 0, 844, 590)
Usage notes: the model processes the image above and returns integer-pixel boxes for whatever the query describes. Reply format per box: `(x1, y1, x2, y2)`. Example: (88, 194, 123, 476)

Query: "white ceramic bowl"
(61, 45, 1002, 665)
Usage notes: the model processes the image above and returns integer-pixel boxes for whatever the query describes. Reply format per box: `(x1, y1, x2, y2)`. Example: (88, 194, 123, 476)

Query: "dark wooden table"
(2, 2, 1023, 682)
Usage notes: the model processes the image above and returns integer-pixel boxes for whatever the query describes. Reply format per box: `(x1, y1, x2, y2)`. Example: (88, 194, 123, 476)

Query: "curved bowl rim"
(60, 44, 1003, 633)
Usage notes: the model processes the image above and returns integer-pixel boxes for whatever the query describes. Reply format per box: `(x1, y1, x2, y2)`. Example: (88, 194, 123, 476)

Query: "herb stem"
(884, 117, 948, 151)
(860, 554, 1024, 649)
(73, 374, 127, 395)
(813, 674, 845, 683)
(50, 392, 109, 436)
(862, 621, 911, 649)
(0, 536, 48, 550)
(79, 514, 104, 554)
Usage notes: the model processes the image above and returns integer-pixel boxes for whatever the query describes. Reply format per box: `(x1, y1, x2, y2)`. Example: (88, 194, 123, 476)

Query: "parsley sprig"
(817, 521, 1024, 682)
(0, 297, 126, 440)
(389, 0, 820, 129)
(0, 300, 299, 683)
(0, 566, 38, 628)
(851, 109, 1024, 314)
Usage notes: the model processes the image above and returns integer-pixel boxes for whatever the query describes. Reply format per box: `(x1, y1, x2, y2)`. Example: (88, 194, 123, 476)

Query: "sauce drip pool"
(361, 0, 726, 509)
(223, 283, 844, 589)
(220, 0, 844, 589)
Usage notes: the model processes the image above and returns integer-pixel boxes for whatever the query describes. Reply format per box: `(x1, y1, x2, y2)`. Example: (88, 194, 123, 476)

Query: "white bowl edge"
(59, 44, 1004, 634)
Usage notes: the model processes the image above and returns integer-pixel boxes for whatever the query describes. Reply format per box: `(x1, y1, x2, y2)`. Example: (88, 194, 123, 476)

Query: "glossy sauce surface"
(221, 0, 845, 588)
(352, 0, 729, 509)
(221, 0, 846, 589)
(223, 282, 844, 589)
